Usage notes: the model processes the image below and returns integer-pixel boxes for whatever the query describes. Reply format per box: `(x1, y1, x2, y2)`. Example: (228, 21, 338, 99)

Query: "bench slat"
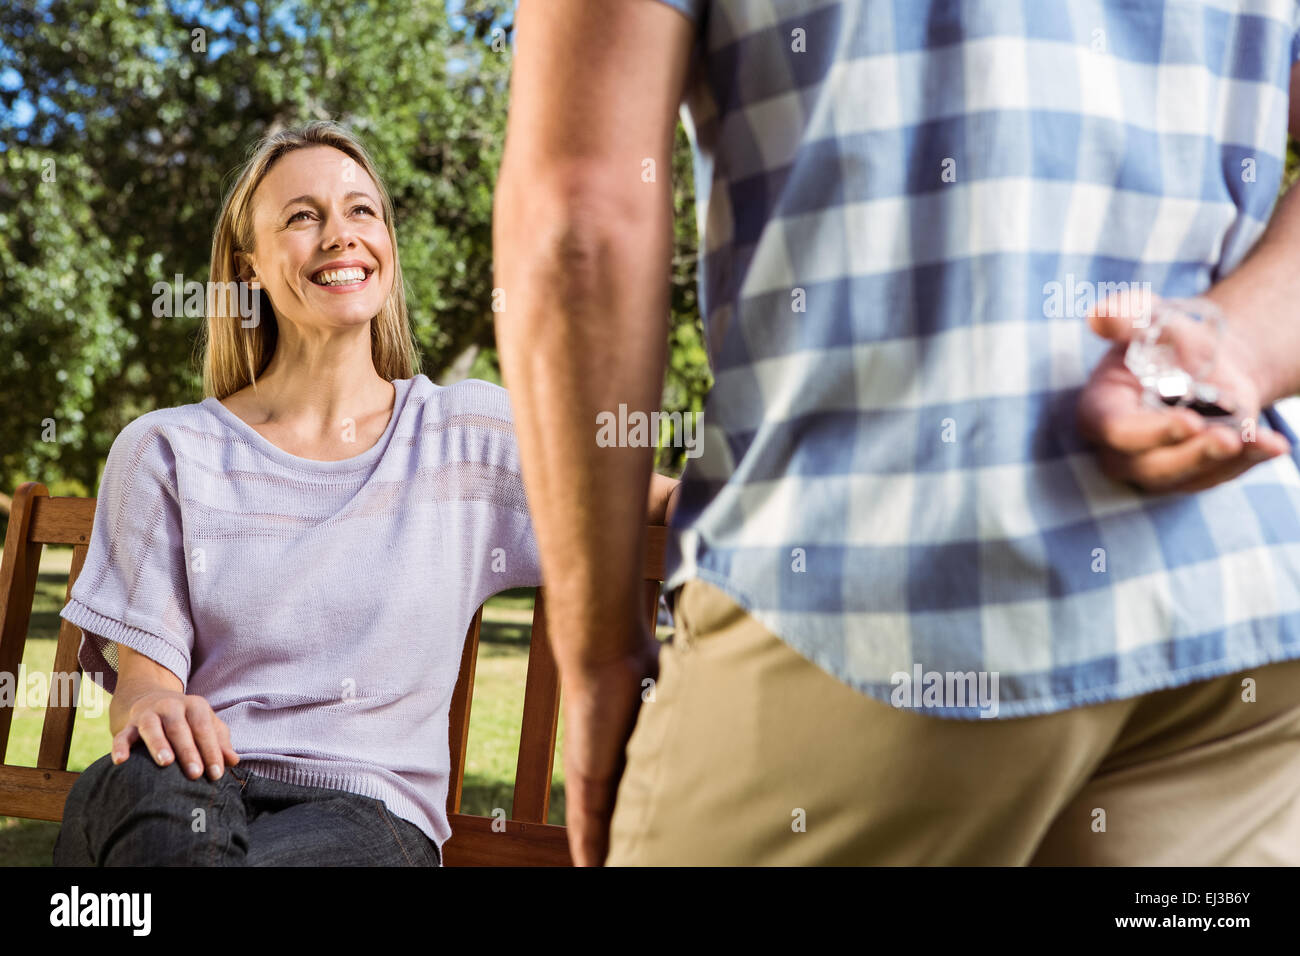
(442, 813, 572, 866)
(512, 591, 560, 824)
(0, 483, 46, 762)
(28, 495, 96, 546)
(0, 765, 80, 822)
(446, 605, 482, 817)
(38, 543, 89, 772)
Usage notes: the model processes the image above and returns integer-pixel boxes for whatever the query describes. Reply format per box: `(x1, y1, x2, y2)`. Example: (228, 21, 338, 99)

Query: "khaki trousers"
(605, 579, 1300, 865)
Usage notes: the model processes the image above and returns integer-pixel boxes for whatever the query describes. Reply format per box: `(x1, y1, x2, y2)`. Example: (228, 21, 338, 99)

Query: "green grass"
(0, 546, 672, 866)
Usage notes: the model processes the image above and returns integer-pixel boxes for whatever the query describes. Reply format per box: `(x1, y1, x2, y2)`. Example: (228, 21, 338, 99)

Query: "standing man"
(494, 0, 1300, 865)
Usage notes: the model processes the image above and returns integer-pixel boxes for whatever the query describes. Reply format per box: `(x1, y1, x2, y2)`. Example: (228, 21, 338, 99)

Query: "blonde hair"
(199, 120, 421, 399)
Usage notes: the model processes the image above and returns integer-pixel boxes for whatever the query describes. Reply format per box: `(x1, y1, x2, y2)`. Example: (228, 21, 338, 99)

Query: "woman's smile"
(308, 260, 376, 294)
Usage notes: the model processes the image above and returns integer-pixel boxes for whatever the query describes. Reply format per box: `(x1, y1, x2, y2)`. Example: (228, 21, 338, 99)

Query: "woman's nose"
(320, 212, 358, 249)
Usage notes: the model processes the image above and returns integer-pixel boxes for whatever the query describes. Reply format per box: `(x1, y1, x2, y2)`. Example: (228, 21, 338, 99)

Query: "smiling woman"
(202, 124, 416, 404)
(50, 122, 526, 868)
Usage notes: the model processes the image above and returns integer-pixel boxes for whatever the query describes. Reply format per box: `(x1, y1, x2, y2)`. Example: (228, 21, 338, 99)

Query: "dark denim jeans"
(53, 739, 441, 867)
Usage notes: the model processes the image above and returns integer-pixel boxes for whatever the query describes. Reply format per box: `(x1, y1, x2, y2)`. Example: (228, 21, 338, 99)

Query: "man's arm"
(1077, 64, 1300, 493)
(1206, 62, 1300, 408)
(493, 0, 694, 864)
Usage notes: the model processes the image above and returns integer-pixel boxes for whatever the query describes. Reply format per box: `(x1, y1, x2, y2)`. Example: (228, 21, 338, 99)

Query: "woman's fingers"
(184, 697, 228, 780)
(115, 697, 238, 782)
(217, 716, 240, 767)
(111, 724, 139, 763)
(157, 704, 205, 780)
(134, 710, 175, 767)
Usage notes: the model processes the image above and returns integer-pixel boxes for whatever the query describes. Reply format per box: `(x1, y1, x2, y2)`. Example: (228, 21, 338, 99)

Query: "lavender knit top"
(59, 374, 542, 858)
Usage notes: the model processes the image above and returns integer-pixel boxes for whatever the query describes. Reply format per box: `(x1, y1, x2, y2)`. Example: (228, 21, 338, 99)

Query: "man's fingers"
(565, 802, 600, 866)
(1101, 427, 1237, 489)
(1162, 456, 1268, 494)
(1087, 290, 1156, 341)
(573, 820, 607, 868)
(1104, 425, 1283, 490)
(1158, 432, 1292, 492)
(563, 750, 618, 866)
(1087, 306, 1136, 342)
(1080, 399, 1205, 455)
(1074, 345, 1204, 454)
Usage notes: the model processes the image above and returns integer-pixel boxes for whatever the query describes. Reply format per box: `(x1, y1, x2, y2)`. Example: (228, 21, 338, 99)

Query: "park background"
(1, 0, 1298, 865)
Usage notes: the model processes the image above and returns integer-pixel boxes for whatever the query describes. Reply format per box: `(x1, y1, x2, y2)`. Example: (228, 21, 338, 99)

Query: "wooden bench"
(0, 481, 668, 866)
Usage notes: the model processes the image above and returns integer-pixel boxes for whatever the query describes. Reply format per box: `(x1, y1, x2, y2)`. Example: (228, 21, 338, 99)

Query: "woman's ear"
(234, 252, 259, 286)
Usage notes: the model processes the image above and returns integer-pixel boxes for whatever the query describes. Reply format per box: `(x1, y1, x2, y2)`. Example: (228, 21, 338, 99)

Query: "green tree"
(658, 119, 712, 476)
(0, 0, 712, 504)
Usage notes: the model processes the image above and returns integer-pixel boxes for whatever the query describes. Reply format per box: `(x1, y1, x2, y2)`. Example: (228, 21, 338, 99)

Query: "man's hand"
(560, 635, 659, 867)
(559, 473, 675, 867)
(1077, 298, 1290, 494)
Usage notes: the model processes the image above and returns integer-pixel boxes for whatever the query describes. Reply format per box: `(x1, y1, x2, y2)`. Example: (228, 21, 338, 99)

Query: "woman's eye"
(287, 205, 375, 224)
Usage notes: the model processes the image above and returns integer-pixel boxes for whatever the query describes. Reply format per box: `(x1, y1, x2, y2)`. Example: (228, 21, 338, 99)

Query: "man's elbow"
(497, 154, 665, 252)
(498, 183, 640, 268)
(496, 190, 657, 329)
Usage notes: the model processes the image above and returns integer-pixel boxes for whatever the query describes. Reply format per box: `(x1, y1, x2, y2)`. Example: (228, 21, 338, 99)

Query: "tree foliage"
(0, 0, 713, 501)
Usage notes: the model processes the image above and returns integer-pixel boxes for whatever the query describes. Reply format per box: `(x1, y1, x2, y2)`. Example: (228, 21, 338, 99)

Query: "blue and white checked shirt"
(652, 0, 1300, 717)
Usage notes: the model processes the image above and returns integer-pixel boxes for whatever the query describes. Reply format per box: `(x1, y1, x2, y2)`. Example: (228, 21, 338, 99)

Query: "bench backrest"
(0, 481, 668, 866)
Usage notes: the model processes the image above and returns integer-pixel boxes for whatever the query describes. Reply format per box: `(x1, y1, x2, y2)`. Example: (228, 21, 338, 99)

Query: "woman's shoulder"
(95, 401, 215, 498)
(408, 374, 517, 424)
(110, 399, 215, 452)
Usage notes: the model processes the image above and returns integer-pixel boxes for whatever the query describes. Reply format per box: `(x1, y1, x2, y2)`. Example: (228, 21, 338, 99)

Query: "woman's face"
(241, 145, 394, 332)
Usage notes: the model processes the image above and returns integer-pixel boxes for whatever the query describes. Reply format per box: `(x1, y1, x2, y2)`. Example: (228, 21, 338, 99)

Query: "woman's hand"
(1077, 300, 1290, 493)
(647, 472, 681, 525)
(112, 688, 240, 782)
